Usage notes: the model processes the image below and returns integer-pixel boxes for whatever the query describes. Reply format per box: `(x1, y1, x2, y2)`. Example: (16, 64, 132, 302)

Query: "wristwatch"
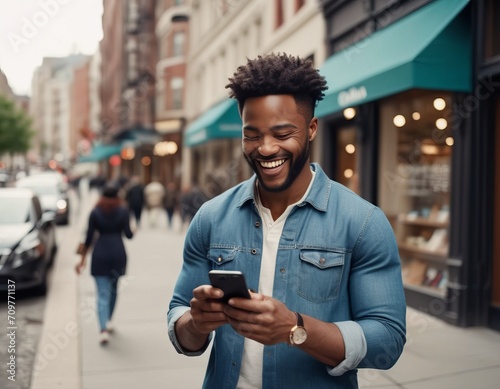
(289, 312, 307, 345)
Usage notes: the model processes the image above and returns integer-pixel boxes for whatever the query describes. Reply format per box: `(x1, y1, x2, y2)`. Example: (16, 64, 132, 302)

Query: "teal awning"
(114, 127, 161, 145)
(316, 0, 471, 118)
(184, 99, 242, 147)
(78, 142, 122, 163)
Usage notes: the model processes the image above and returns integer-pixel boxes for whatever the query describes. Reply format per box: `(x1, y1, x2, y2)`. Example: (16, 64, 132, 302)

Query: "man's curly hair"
(225, 53, 328, 118)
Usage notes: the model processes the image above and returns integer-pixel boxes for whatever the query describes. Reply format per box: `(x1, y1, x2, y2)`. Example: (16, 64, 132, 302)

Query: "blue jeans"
(94, 276, 119, 331)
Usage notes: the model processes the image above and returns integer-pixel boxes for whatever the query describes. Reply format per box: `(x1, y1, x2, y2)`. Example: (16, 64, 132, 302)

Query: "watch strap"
(295, 312, 304, 327)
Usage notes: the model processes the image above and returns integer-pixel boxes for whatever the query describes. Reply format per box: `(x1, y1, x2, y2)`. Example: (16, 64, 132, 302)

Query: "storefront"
(477, 0, 500, 331)
(182, 98, 250, 193)
(317, 0, 493, 327)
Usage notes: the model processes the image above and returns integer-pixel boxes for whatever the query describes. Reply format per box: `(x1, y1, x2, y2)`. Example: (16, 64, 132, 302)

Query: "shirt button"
(251, 249, 257, 255)
(280, 268, 286, 274)
(217, 256, 223, 262)
(319, 258, 326, 265)
(255, 221, 261, 228)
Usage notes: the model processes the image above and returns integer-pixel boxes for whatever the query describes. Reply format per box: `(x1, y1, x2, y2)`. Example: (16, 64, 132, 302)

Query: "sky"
(0, 0, 103, 96)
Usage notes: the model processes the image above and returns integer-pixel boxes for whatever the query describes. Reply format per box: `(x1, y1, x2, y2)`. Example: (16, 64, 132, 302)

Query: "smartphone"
(209, 270, 251, 303)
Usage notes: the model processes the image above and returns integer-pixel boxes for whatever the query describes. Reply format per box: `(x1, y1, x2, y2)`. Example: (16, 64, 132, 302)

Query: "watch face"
(292, 327, 307, 344)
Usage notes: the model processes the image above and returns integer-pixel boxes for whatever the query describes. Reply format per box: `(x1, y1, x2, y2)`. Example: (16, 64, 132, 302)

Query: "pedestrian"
(163, 181, 179, 229)
(75, 184, 134, 345)
(125, 175, 145, 228)
(144, 179, 165, 227)
(178, 184, 209, 230)
(168, 53, 406, 388)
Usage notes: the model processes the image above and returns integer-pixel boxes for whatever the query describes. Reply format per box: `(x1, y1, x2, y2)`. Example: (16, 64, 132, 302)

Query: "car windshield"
(0, 197, 31, 224)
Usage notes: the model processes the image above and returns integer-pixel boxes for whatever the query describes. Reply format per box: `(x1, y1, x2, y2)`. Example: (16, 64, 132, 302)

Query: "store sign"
(338, 86, 367, 107)
(155, 119, 182, 134)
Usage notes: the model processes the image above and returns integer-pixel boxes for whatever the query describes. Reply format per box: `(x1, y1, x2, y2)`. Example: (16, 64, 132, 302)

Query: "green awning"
(114, 127, 161, 146)
(316, 0, 471, 118)
(78, 142, 122, 163)
(184, 99, 242, 147)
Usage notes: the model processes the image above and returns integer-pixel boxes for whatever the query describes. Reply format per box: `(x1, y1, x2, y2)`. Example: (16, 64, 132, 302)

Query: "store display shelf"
(397, 217, 448, 228)
(398, 243, 448, 264)
(403, 282, 446, 299)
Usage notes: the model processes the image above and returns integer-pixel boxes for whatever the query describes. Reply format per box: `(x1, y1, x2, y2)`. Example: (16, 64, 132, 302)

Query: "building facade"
(30, 55, 89, 168)
(182, 0, 326, 196)
(96, 0, 159, 182)
(318, 0, 499, 330)
(154, 0, 189, 189)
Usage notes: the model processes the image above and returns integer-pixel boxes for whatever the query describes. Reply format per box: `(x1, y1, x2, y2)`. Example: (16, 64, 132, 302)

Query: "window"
(295, 0, 305, 13)
(170, 77, 184, 109)
(378, 90, 453, 296)
(492, 96, 500, 307)
(484, 0, 500, 60)
(173, 31, 185, 57)
(275, 0, 283, 29)
(335, 124, 360, 195)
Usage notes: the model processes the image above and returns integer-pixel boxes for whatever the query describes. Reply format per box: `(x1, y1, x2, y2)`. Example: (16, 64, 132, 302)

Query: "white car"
(15, 173, 70, 225)
(0, 188, 57, 294)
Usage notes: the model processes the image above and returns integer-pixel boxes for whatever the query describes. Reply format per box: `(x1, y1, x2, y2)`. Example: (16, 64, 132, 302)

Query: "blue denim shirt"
(168, 163, 406, 389)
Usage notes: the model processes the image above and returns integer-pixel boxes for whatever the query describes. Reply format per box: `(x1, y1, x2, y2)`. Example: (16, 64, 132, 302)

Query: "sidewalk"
(30, 191, 500, 388)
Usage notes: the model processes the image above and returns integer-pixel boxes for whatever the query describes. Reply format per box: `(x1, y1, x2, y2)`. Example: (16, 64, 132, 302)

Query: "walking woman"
(75, 184, 134, 345)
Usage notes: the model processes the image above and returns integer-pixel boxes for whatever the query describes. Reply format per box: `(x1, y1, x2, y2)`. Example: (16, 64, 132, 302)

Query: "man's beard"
(244, 139, 310, 193)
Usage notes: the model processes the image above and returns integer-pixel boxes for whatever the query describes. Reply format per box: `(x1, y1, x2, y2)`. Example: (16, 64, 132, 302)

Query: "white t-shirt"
(237, 172, 315, 388)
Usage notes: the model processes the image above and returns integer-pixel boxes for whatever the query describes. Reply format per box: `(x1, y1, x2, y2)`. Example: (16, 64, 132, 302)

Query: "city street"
(30, 188, 209, 389)
(1, 187, 499, 389)
(0, 202, 78, 389)
(0, 286, 46, 389)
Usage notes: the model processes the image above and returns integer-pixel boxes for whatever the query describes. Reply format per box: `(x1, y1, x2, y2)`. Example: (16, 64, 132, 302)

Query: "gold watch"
(289, 312, 307, 345)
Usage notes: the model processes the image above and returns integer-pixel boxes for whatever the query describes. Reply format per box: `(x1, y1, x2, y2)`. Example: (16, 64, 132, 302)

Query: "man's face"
(241, 95, 317, 193)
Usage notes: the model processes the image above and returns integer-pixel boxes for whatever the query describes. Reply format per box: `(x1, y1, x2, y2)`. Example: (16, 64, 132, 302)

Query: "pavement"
(29, 189, 500, 389)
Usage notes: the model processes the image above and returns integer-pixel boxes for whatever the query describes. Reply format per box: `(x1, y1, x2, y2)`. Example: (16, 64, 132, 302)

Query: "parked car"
(16, 173, 70, 225)
(0, 188, 57, 294)
(0, 170, 9, 187)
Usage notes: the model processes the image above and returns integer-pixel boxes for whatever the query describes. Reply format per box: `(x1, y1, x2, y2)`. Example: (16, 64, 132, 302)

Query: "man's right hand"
(175, 285, 229, 352)
(189, 285, 229, 333)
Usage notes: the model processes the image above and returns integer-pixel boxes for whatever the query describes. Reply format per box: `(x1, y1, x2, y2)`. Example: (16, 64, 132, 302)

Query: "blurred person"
(144, 179, 165, 227)
(78, 172, 90, 201)
(90, 173, 106, 192)
(178, 184, 208, 229)
(163, 181, 179, 230)
(125, 175, 145, 228)
(168, 53, 406, 388)
(75, 184, 134, 345)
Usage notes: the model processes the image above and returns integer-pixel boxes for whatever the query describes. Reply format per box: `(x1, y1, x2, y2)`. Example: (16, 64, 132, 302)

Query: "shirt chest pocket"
(298, 250, 345, 303)
(208, 248, 238, 267)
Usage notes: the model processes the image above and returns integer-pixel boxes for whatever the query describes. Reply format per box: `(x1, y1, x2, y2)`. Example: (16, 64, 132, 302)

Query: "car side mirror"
(37, 211, 56, 228)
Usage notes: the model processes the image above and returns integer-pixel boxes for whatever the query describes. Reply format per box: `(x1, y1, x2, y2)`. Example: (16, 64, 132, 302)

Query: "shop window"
(378, 90, 453, 297)
(492, 96, 500, 308)
(484, 0, 500, 60)
(335, 123, 360, 195)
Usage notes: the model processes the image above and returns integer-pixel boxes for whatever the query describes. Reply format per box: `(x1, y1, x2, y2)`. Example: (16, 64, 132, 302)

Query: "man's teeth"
(260, 159, 285, 168)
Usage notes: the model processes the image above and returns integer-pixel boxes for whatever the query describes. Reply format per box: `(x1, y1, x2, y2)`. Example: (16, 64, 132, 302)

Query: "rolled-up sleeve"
(327, 321, 367, 376)
(167, 306, 213, 356)
(167, 207, 214, 356)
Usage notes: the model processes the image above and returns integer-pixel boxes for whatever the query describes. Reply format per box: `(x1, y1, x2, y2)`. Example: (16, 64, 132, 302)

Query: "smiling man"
(168, 53, 406, 389)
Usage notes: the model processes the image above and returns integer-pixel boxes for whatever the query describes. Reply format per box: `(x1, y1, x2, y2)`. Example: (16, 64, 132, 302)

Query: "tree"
(0, 95, 34, 164)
